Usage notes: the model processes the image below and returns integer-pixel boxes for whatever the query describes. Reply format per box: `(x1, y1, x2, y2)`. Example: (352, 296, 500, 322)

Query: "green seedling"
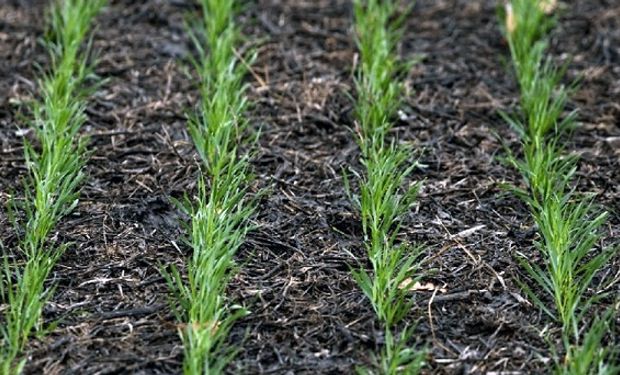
(0, 0, 105, 373)
(348, 0, 426, 373)
(499, 0, 618, 373)
(161, 0, 258, 373)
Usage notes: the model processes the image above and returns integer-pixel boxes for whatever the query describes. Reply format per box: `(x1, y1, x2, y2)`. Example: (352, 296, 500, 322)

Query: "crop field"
(0, 0, 618, 374)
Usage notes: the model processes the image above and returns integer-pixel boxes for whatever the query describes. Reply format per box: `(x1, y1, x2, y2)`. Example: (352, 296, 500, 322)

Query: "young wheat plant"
(161, 0, 258, 373)
(0, 0, 106, 373)
(500, 1, 618, 373)
(347, 0, 425, 373)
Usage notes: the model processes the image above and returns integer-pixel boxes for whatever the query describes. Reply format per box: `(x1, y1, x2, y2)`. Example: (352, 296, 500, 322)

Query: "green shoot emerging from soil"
(0, 0, 105, 373)
(347, 0, 425, 373)
(161, 0, 257, 373)
(499, 1, 618, 373)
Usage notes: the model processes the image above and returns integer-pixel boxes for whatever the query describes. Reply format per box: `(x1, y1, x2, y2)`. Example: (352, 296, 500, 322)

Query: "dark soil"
(0, 0, 618, 374)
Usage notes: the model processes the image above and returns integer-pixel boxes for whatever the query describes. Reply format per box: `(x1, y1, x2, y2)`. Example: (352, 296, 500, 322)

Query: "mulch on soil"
(0, 0, 618, 374)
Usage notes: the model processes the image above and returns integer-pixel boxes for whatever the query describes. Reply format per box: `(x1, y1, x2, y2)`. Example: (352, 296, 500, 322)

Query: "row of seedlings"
(500, 1, 618, 373)
(347, 0, 426, 373)
(0, 0, 106, 373)
(161, 0, 259, 373)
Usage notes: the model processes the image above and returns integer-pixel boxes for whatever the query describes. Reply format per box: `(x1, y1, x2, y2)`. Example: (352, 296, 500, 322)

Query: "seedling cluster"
(0, 0, 616, 374)
(0, 0, 105, 373)
(500, 1, 618, 373)
(347, 0, 425, 373)
(160, 0, 258, 374)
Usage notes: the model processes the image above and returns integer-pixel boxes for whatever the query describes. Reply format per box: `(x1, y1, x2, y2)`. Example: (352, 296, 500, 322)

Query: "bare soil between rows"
(0, 0, 618, 374)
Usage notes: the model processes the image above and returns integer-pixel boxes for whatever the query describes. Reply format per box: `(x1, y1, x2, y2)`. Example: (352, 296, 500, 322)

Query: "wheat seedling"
(499, 1, 618, 373)
(161, 1, 258, 373)
(0, 0, 105, 373)
(347, 0, 425, 373)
